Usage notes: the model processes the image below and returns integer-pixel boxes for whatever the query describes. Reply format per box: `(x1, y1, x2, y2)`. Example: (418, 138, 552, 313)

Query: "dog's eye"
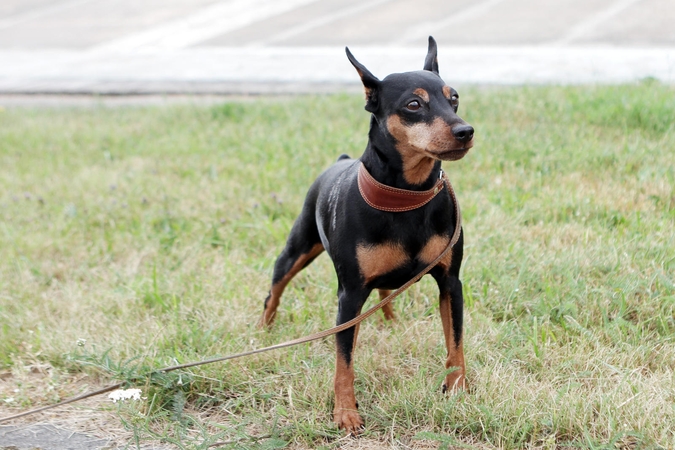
(450, 95, 459, 111)
(406, 100, 421, 111)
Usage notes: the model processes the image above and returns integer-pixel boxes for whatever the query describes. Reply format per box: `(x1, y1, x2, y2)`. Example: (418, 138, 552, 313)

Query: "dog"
(259, 36, 474, 434)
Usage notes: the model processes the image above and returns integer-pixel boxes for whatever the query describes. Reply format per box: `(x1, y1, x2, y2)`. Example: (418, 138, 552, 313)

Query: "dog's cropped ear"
(346, 47, 381, 113)
(423, 36, 439, 75)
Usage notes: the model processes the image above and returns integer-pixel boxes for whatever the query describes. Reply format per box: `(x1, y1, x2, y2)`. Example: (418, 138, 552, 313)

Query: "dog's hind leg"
(259, 208, 324, 328)
(377, 289, 396, 321)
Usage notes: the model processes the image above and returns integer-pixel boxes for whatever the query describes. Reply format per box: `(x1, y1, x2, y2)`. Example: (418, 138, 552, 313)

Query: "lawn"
(1, 83, 674, 449)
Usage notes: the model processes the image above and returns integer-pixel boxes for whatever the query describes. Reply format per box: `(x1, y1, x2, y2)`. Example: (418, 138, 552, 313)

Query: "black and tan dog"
(259, 37, 474, 434)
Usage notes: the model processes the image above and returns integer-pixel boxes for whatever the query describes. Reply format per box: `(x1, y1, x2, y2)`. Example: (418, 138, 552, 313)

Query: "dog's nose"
(452, 124, 474, 143)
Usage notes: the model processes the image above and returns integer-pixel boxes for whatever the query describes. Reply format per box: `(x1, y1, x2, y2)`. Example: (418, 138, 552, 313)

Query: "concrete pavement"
(0, 424, 113, 450)
(0, 0, 674, 94)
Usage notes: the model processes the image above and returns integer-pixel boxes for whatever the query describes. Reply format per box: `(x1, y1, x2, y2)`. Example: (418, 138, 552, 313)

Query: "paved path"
(1, 0, 674, 94)
(0, 424, 113, 450)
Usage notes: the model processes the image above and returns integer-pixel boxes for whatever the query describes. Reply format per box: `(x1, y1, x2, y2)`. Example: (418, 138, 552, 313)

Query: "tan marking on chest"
(356, 242, 409, 284)
(413, 88, 429, 103)
(419, 235, 453, 269)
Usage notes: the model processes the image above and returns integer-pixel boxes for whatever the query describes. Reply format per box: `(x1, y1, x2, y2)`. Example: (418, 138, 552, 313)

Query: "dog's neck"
(360, 116, 442, 191)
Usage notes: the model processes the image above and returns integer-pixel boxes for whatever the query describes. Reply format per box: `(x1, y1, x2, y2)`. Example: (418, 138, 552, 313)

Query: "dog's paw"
(257, 311, 276, 329)
(334, 409, 365, 436)
(441, 371, 467, 394)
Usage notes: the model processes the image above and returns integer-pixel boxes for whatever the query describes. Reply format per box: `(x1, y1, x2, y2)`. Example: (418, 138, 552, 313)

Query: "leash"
(0, 172, 462, 424)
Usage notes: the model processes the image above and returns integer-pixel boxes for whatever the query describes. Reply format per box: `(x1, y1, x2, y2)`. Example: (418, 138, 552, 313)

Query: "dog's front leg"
(333, 286, 369, 435)
(437, 274, 467, 392)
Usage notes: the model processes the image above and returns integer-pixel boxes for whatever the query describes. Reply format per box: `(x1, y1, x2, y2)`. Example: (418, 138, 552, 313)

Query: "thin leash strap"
(0, 173, 461, 424)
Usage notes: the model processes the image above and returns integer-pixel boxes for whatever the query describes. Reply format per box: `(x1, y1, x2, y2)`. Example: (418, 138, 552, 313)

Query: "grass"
(0, 81, 674, 449)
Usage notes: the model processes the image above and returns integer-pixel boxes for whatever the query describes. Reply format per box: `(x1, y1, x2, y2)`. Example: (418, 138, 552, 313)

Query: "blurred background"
(1, 0, 674, 94)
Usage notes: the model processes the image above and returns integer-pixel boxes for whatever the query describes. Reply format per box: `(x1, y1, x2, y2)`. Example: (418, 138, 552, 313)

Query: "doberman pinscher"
(259, 36, 474, 434)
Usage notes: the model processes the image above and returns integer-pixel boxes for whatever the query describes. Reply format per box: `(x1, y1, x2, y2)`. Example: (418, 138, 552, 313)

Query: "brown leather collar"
(357, 162, 446, 212)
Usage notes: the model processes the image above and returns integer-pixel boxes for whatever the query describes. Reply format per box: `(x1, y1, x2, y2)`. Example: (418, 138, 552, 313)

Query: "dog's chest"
(355, 235, 452, 285)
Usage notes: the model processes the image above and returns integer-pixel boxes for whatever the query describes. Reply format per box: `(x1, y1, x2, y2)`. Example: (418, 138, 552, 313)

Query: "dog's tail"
(337, 154, 351, 161)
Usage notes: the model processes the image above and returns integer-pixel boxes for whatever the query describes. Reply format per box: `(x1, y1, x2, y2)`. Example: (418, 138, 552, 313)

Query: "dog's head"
(346, 37, 473, 184)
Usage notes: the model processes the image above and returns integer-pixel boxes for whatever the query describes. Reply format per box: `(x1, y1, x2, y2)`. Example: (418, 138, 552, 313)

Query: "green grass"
(1, 82, 674, 449)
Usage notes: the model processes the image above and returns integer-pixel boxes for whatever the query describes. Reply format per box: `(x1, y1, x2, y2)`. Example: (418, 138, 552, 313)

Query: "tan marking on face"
(442, 85, 452, 99)
(387, 115, 461, 184)
(356, 242, 409, 284)
(419, 235, 453, 269)
(413, 88, 429, 103)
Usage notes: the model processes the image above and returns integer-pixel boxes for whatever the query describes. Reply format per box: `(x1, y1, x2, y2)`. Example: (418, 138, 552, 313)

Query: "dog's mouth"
(428, 141, 473, 161)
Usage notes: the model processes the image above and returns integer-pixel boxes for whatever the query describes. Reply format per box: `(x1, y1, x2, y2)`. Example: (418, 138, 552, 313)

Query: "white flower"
(108, 388, 142, 403)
